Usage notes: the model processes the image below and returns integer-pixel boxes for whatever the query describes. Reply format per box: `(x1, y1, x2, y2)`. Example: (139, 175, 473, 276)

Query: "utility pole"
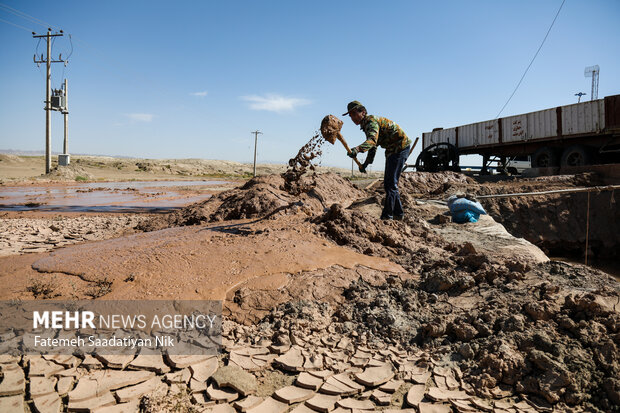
(575, 92, 586, 103)
(251, 130, 262, 177)
(63, 79, 68, 155)
(33, 28, 65, 174)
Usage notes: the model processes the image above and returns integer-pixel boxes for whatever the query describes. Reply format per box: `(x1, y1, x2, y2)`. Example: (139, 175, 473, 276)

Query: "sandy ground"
(0, 153, 381, 182)
(0, 155, 619, 412)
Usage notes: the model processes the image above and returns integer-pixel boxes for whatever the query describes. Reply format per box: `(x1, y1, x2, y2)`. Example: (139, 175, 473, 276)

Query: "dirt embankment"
(481, 188, 619, 261)
(389, 171, 620, 262)
(130, 167, 620, 411)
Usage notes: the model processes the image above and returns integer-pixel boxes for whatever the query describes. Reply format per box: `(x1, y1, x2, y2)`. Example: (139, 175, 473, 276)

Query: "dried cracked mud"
(0, 166, 619, 412)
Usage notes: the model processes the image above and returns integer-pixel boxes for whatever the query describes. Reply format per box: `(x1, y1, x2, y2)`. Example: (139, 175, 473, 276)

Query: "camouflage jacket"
(357, 115, 411, 156)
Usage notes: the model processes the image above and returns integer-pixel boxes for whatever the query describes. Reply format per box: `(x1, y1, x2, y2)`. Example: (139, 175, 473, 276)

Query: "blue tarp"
(447, 196, 487, 223)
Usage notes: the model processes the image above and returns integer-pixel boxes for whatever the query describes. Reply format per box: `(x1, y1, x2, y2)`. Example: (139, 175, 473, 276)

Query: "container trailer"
(417, 94, 620, 173)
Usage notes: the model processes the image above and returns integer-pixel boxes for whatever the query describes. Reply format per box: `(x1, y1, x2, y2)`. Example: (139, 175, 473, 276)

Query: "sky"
(1, 0, 619, 171)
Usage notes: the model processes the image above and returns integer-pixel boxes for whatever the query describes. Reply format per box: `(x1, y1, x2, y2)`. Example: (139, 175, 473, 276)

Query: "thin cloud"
(191, 91, 208, 97)
(125, 113, 154, 122)
(241, 94, 311, 113)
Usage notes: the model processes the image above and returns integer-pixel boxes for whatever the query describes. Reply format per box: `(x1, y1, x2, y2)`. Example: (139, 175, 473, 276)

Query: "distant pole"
(33, 28, 65, 174)
(351, 159, 354, 178)
(584, 65, 599, 101)
(251, 130, 262, 177)
(575, 92, 586, 103)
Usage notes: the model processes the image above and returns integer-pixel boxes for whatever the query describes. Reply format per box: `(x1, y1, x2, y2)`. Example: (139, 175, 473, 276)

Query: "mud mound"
(210, 174, 292, 221)
(42, 164, 94, 181)
(212, 172, 362, 220)
(336, 260, 620, 411)
(315, 203, 449, 272)
(398, 171, 475, 197)
(138, 172, 363, 231)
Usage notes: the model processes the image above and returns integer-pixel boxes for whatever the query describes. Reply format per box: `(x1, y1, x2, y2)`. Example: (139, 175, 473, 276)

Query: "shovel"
(320, 115, 364, 171)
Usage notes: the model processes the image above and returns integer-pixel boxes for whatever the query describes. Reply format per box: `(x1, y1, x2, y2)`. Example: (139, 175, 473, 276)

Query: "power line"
(0, 17, 32, 32)
(495, 0, 566, 119)
(0, 2, 55, 29)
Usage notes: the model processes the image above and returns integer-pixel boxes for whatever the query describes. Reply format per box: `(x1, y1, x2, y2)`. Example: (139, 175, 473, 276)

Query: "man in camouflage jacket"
(343, 100, 411, 220)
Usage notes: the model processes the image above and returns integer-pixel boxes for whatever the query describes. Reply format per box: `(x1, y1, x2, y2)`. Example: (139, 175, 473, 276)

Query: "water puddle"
(551, 256, 620, 282)
(0, 180, 229, 213)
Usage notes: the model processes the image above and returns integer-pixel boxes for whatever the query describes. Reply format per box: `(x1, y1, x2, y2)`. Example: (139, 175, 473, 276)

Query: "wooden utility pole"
(33, 28, 65, 174)
(251, 130, 262, 177)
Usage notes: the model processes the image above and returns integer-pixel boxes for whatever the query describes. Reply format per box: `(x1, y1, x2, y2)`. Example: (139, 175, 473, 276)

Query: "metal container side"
(502, 114, 528, 143)
(502, 107, 557, 143)
(526, 108, 557, 140)
(457, 119, 499, 149)
(423, 128, 456, 149)
(561, 99, 605, 136)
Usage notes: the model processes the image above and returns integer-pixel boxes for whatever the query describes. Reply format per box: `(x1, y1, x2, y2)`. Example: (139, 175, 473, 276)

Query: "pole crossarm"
(32, 34, 64, 38)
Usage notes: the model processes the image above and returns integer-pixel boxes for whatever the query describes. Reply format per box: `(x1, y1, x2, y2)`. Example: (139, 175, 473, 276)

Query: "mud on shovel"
(320, 115, 365, 172)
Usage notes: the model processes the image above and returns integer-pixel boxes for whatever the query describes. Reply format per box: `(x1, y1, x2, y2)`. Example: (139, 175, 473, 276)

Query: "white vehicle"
(506, 156, 531, 174)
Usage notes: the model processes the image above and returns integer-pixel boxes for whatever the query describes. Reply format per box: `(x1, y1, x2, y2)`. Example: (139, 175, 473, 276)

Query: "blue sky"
(1, 0, 619, 170)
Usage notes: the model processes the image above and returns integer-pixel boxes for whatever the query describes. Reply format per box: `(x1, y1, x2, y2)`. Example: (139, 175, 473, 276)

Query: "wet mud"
(2, 163, 619, 410)
(285, 132, 325, 184)
(131, 167, 620, 409)
(137, 172, 363, 231)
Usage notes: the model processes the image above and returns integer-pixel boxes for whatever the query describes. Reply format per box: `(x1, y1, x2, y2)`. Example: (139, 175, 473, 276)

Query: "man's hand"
(358, 164, 367, 173)
(347, 147, 358, 158)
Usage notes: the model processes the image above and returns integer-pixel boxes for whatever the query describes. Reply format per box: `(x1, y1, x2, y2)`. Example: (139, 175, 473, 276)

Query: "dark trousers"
(382, 145, 410, 219)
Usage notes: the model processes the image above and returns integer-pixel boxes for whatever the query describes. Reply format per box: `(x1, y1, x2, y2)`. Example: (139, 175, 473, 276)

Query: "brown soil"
(136, 172, 364, 231)
(0, 162, 618, 411)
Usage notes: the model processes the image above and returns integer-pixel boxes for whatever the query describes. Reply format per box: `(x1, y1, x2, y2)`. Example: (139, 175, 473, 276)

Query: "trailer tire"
(532, 147, 559, 168)
(561, 145, 591, 167)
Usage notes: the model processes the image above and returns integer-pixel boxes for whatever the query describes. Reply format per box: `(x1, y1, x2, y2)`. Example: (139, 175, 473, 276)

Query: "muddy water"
(551, 256, 620, 282)
(0, 217, 403, 302)
(0, 180, 228, 213)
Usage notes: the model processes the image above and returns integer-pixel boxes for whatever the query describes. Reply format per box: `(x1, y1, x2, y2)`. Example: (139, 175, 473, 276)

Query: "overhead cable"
(495, 0, 566, 119)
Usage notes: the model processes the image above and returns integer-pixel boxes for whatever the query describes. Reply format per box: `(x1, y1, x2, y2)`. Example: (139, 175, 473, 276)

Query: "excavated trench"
(395, 171, 619, 277)
(474, 179, 620, 277)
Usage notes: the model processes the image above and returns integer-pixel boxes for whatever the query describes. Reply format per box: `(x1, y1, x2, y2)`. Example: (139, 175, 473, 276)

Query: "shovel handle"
(337, 133, 363, 169)
(408, 137, 420, 158)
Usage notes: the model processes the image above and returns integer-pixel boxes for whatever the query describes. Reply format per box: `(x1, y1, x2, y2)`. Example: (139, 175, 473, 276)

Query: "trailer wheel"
(415, 143, 460, 172)
(532, 147, 559, 168)
(561, 145, 591, 167)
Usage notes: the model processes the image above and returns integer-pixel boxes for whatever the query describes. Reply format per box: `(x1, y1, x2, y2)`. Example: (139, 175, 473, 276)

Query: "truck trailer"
(417, 94, 620, 173)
